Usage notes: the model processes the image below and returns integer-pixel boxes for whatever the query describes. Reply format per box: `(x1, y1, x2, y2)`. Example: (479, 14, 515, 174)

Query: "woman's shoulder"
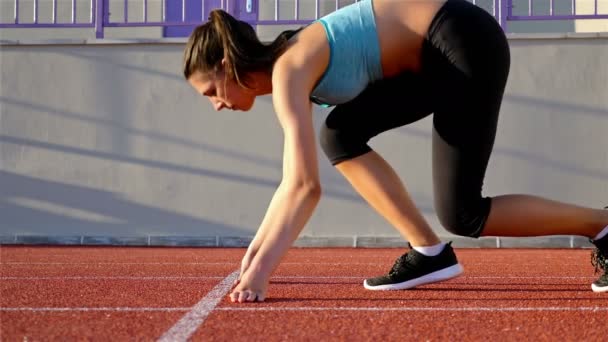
(272, 22, 330, 91)
(276, 22, 328, 67)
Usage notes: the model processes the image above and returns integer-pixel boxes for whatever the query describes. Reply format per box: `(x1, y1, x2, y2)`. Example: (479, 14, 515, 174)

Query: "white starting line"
(156, 270, 239, 342)
(2, 306, 607, 313)
(2, 267, 607, 342)
(0, 269, 603, 341)
(0, 275, 597, 280)
(0, 261, 586, 266)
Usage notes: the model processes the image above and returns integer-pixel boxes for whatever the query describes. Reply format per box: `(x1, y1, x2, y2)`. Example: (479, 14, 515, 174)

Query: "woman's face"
(188, 69, 256, 112)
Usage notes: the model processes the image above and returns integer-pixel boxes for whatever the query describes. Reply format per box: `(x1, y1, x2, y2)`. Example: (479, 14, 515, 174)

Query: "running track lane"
(1, 247, 607, 340)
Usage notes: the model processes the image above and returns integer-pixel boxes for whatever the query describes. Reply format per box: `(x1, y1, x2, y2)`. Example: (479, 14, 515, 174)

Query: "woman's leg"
(320, 71, 439, 247)
(426, 0, 608, 294)
(320, 72, 464, 290)
(335, 151, 440, 246)
(431, 109, 608, 239)
(432, 90, 608, 293)
(483, 196, 608, 237)
(425, 0, 608, 240)
(427, 47, 608, 239)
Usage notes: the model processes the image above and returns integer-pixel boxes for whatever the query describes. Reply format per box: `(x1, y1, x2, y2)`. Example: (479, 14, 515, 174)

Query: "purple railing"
(0, 0, 606, 39)
(508, 0, 608, 22)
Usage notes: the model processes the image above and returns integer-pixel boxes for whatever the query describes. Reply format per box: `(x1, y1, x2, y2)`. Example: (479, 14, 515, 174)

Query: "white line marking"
(1, 306, 607, 313)
(157, 271, 238, 342)
(215, 306, 608, 312)
(1, 262, 238, 265)
(273, 276, 596, 280)
(464, 276, 595, 279)
(0, 275, 596, 281)
(0, 260, 586, 266)
(0, 307, 190, 312)
(274, 275, 596, 280)
(0, 276, 225, 280)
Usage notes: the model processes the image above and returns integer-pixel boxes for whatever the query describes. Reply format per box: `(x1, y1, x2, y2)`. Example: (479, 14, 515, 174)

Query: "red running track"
(1, 246, 607, 341)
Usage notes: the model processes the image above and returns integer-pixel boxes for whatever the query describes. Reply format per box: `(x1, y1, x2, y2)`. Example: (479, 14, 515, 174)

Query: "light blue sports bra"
(310, 0, 383, 107)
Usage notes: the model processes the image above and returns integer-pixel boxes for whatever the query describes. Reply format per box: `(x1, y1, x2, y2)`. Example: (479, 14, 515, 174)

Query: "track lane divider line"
(157, 270, 238, 342)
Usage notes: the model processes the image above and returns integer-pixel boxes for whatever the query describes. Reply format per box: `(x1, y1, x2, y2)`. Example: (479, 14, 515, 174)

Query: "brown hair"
(183, 9, 301, 88)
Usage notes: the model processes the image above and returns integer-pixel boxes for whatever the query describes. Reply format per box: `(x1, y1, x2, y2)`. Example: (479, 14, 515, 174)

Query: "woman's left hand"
(229, 269, 269, 303)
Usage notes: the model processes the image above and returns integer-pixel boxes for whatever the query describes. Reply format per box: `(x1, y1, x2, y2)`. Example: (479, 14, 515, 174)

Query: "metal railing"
(0, 0, 97, 28)
(508, 0, 608, 22)
(0, 0, 606, 38)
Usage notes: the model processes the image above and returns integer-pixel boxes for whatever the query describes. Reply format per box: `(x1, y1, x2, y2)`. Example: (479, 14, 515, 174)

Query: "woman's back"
(372, 0, 447, 75)
(287, 0, 447, 106)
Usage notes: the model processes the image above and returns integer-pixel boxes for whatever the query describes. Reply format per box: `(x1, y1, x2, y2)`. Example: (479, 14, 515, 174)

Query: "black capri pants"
(319, 0, 511, 238)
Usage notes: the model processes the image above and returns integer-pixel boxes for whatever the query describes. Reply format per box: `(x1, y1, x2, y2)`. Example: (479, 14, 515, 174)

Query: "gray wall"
(1, 36, 607, 246)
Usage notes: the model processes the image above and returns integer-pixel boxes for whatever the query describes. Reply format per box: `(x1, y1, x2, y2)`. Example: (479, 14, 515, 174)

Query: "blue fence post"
(95, 0, 106, 38)
(164, 0, 219, 38)
(500, 0, 509, 32)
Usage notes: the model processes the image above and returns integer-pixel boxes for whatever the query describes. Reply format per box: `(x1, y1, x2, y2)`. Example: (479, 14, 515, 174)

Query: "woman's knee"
(435, 197, 492, 238)
(319, 121, 372, 165)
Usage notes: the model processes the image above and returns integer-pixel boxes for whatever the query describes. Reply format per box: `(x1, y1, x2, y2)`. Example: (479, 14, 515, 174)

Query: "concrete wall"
(1, 35, 607, 247)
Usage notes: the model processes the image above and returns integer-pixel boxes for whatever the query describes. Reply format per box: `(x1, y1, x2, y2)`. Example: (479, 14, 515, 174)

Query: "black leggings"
(319, 0, 511, 238)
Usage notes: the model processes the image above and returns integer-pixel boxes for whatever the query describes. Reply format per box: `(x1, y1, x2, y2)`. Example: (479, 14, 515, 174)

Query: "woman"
(182, 0, 608, 302)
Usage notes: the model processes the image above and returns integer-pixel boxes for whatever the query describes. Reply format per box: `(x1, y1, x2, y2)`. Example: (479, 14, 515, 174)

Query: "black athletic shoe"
(590, 231, 608, 293)
(364, 242, 464, 290)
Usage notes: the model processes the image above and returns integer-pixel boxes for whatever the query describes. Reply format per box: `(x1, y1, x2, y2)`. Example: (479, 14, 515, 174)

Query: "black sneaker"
(364, 242, 463, 290)
(590, 232, 608, 293)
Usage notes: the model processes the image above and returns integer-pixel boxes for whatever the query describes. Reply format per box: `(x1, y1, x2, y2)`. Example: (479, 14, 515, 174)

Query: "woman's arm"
(230, 57, 323, 303)
(234, 162, 316, 286)
(235, 175, 293, 283)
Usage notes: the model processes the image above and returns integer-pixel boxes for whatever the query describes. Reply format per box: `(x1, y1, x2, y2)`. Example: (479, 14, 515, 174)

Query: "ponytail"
(183, 9, 302, 88)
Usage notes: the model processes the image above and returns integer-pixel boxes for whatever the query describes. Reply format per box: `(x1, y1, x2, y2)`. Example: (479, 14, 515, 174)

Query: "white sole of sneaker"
(363, 263, 464, 291)
(591, 284, 608, 293)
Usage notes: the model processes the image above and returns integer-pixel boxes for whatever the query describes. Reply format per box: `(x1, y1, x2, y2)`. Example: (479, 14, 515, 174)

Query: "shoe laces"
(388, 252, 413, 277)
(590, 205, 608, 274)
(591, 247, 608, 274)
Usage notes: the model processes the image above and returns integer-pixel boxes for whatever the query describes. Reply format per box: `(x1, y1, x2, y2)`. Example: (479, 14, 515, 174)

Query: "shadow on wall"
(0, 135, 436, 237)
(0, 96, 284, 170)
(0, 170, 247, 236)
(396, 126, 608, 181)
(0, 98, 437, 238)
(505, 93, 608, 119)
(390, 93, 608, 182)
(60, 48, 186, 82)
(0, 134, 374, 204)
(59, 48, 375, 202)
(63, 46, 608, 175)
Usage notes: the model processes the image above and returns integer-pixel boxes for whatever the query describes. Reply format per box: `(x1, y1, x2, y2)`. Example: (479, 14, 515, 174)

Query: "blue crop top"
(310, 0, 383, 107)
